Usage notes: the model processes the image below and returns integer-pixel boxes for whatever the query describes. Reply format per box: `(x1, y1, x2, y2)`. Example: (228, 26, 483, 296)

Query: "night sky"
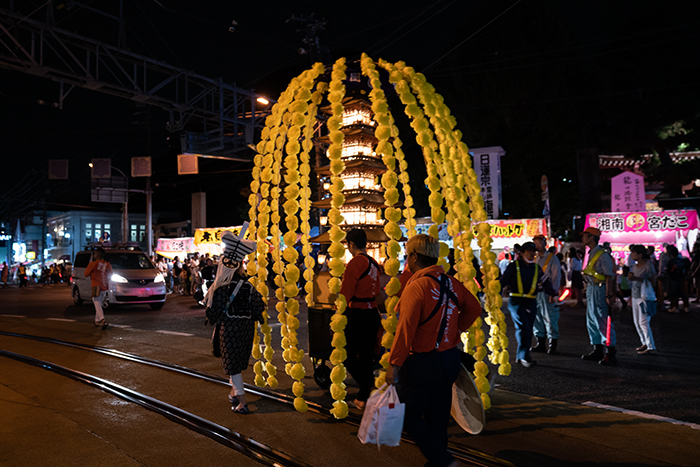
(2, 0, 699, 232)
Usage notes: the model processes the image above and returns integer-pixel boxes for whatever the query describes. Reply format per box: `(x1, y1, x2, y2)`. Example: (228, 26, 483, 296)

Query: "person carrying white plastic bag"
(384, 235, 482, 467)
(358, 384, 405, 447)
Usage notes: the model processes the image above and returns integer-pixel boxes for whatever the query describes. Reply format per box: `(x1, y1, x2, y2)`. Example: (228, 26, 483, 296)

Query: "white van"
(72, 247, 166, 310)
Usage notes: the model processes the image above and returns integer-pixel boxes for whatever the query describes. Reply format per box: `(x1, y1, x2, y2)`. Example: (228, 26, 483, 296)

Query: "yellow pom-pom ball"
(265, 362, 277, 377)
(327, 277, 341, 294)
(474, 345, 487, 362)
(330, 382, 347, 401)
(385, 277, 401, 296)
(303, 268, 314, 282)
(375, 372, 386, 389)
(475, 375, 490, 394)
(330, 348, 347, 365)
(283, 247, 298, 265)
(251, 345, 262, 360)
(293, 381, 305, 397)
(439, 242, 450, 258)
(330, 314, 348, 332)
(294, 397, 309, 412)
(264, 346, 274, 361)
(267, 376, 278, 388)
(381, 332, 394, 349)
(481, 393, 491, 410)
(253, 361, 264, 374)
(499, 350, 510, 365)
(498, 362, 512, 376)
(330, 264, 344, 278)
(332, 331, 347, 349)
(330, 400, 349, 420)
(290, 362, 306, 381)
(384, 258, 400, 277)
(254, 374, 266, 387)
(375, 125, 391, 140)
(474, 361, 489, 377)
(331, 364, 347, 384)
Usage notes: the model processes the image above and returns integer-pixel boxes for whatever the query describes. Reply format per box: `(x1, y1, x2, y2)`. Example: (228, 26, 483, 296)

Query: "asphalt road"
(4, 282, 700, 426)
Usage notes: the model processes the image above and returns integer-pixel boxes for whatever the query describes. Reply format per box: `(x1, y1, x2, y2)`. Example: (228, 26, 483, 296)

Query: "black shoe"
(547, 338, 558, 354)
(599, 346, 617, 365)
(598, 355, 617, 365)
(516, 358, 536, 368)
(582, 344, 605, 361)
(531, 337, 547, 353)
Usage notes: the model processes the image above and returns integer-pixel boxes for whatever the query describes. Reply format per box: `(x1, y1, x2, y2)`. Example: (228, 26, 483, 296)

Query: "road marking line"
(108, 324, 132, 328)
(0, 314, 26, 318)
(45, 318, 76, 322)
(582, 402, 700, 430)
(156, 330, 194, 337)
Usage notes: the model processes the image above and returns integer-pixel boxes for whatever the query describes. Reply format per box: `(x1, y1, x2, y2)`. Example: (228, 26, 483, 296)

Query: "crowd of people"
(496, 229, 700, 368)
(152, 252, 218, 298)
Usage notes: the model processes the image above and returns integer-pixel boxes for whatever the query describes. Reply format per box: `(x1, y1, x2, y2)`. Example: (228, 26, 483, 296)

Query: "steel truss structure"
(0, 4, 268, 160)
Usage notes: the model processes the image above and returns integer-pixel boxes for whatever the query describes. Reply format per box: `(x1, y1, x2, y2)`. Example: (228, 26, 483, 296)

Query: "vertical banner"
(471, 146, 505, 219)
(611, 171, 645, 212)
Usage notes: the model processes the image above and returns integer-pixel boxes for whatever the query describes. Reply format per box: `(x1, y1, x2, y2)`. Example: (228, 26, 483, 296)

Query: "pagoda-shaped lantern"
(313, 95, 390, 262)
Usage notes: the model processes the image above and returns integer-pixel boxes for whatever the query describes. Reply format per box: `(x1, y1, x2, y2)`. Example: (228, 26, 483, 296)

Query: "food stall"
(585, 209, 699, 263)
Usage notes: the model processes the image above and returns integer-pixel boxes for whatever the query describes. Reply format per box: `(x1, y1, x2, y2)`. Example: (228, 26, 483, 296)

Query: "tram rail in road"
(0, 331, 515, 467)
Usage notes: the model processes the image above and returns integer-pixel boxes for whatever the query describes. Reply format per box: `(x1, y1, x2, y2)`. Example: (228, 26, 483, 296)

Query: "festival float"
(244, 55, 507, 420)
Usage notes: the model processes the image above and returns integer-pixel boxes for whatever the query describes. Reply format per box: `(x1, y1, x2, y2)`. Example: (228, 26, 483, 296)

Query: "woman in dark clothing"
(204, 229, 260, 414)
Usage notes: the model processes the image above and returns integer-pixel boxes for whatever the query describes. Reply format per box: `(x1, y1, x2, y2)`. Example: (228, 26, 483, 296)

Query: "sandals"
(228, 395, 239, 406)
(232, 404, 249, 414)
(94, 319, 109, 330)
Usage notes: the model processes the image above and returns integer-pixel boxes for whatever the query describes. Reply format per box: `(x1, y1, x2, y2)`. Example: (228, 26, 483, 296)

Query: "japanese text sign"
(611, 171, 645, 212)
(471, 146, 505, 220)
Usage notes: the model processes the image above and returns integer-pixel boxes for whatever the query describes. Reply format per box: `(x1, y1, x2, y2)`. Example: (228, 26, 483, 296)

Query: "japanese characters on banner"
(611, 171, 645, 212)
(194, 226, 243, 245)
(402, 218, 547, 251)
(477, 218, 548, 239)
(471, 146, 505, 220)
(585, 210, 699, 255)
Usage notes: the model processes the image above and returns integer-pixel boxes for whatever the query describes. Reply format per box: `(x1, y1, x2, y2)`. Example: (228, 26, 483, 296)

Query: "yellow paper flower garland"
(281, 64, 325, 412)
(247, 55, 505, 414)
(326, 57, 350, 420)
(250, 81, 296, 388)
(299, 80, 328, 308)
(385, 61, 506, 408)
(360, 54, 402, 389)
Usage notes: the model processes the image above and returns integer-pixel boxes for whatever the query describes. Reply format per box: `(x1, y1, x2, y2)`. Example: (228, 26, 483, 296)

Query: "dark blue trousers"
(397, 347, 460, 467)
(508, 298, 537, 360)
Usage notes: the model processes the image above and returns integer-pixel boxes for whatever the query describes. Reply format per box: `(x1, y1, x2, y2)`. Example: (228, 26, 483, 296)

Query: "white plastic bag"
(641, 279, 656, 301)
(357, 384, 405, 448)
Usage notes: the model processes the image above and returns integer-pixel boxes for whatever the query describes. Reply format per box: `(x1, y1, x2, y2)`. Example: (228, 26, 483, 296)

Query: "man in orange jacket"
(387, 234, 482, 467)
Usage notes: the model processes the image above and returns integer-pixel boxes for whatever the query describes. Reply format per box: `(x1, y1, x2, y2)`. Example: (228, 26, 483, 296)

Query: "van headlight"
(154, 273, 164, 283)
(111, 273, 128, 283)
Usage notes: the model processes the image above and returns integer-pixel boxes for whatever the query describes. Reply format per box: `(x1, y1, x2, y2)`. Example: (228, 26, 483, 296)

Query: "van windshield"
(105, 253, 154, 270)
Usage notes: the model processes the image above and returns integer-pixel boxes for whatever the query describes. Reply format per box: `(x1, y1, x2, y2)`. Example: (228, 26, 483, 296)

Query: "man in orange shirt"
(340, 229, 381, 410)
(84, 248, 112, 329)
(387, 234, 481, 467)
